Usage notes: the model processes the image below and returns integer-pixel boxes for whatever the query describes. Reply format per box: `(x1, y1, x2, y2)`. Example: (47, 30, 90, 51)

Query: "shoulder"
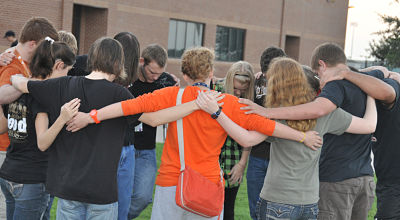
(155, 72, 177, 88)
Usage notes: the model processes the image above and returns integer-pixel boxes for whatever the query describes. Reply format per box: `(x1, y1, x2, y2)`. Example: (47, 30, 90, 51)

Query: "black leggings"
(224, 186, 240, 220)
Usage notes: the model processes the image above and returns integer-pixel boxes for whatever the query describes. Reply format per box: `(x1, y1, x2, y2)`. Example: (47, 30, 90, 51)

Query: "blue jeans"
(246, 156, 269, 220)
(117, 145, 135, 220)
(256, 198, 318, 220)
(56, 198, 118, 220)
(0, 177, 49, 220)
(127, 147, 157, 219)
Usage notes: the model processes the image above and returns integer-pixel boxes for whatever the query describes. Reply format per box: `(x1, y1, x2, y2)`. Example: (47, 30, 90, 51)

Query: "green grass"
(50, 143, 377, 219)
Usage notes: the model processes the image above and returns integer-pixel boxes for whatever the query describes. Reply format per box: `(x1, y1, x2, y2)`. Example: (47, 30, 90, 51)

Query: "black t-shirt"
(127, 72, 176, 149)
(0, 94, 48, 184)
(10, 40, 18, 48)
(251, 76, 271, 160)
(68, 55, 89, 76)
(28, 76, 141, 204)
(318, 77, 374, 182)
(373, 78, 400, 184)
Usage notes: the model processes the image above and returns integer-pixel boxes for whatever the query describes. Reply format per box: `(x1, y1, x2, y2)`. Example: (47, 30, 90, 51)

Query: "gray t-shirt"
(260, 108, 352, 205)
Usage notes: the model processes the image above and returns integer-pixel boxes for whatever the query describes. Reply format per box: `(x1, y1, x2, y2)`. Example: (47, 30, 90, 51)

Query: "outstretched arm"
(345, 96, 377, 134)
(321, 65, 395, 105)
(35, 99, 80, 151)
(197, 92, 323, 150)
(140, 92, 224, 127)
(66, 91, 224, 132)
(239, 97, 336, 120)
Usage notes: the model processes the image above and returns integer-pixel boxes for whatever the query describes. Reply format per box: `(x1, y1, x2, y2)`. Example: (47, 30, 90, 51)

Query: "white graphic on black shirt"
(7, 101, 28, 142)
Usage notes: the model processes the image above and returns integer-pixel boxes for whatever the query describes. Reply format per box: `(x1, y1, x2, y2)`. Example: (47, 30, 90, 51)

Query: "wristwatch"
(89, 109, 101, 124)
(211, 107, 222, 119)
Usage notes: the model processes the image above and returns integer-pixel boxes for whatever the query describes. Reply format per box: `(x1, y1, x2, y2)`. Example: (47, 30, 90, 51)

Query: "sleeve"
(381, 78, 400, 111)
(27, 78, 62, 108)
(155, 72, 177, 88)
(318, 81, 343, 107)
(363, 70, 384, 80)
(223, 94, 276, 136)
(116, 87, 142, 126)
(121, 86, 178, 116)
(0, 67, 19, 86)
(324, 108, 352, 136)
(30, 99, 47, 118)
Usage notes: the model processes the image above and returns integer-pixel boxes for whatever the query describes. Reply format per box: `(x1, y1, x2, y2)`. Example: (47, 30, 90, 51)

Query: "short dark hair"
(4, 30, 15, 38)
(142, 44, 167, 68)
(260, 46, 286, 73)
(30, 40, 75, 79)
(87, 37, 126, 80)
(19, 17, 58, 44)
(114, 32, 140, 86)
(310, 42, 346, 71)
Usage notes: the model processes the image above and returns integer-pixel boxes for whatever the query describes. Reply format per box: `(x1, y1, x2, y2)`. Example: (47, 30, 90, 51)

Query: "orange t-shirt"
(121, 86, 276, 186)
(0, 49, 30, 151)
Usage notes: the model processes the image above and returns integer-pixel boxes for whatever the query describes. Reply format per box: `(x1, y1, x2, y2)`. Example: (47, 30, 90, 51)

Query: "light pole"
(350, 22, 358, 59)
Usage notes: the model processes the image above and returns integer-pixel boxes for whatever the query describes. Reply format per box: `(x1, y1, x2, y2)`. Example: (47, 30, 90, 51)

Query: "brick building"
(0, 0, 349, 79)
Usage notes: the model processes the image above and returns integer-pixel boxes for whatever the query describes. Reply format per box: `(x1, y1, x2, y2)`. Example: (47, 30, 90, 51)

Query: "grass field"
(50, 143, 377, 219)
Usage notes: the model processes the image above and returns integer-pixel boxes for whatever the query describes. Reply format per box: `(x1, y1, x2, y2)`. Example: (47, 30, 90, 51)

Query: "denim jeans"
(256, 198, 318, 220)
(0, 177, 49, 220)
(117, 145, 135, 220)
(127, 147, 157, 219)
(246, 156, 269, 220)
(56, 198, 118, 220)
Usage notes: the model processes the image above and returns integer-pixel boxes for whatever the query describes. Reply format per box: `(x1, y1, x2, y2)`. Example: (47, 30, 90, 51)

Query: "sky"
(344, 0, 400, 60)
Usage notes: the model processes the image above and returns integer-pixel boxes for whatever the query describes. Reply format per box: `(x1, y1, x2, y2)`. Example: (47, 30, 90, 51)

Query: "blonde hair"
(266, 58, 317, 131)
(224, 61, 255, 100)
(181, 47, 214, 81)
(58, 31, 78, 55)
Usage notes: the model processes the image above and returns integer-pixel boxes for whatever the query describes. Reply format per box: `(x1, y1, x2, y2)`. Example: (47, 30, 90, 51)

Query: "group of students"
(0, 16, 399, 220)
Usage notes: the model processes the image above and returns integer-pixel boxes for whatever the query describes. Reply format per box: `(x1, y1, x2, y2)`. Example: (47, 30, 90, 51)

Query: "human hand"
(60, 98, 80, 123)
(319, 64, 348, 88)
(254, 72, 264, 79)
(389, 71, 400, 83)
(66, 112, 94, 132)
(238, 98, 268, 117)
(0, 50, 15, 67)
(302, 131, 323, 151)
(195, 91, 224, 114)
(168, 73, 180, 86)
(228, 162, 245, 185)
(361, 66, 389, 78)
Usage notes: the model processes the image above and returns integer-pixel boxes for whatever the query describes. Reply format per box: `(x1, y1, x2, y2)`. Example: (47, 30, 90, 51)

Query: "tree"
(369, 4, 400, 68)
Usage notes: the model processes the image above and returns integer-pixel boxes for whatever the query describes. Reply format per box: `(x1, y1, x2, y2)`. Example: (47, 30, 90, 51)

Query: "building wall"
(0, 0, 349, 81)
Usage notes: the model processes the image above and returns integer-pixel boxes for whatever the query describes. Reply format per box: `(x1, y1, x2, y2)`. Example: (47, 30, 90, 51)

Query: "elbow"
(37, 141, 48, 152)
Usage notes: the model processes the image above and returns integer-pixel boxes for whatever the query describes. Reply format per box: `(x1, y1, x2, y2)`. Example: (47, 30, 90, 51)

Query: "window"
(215, 26, 245, 62)
(168, 19, 204, 58)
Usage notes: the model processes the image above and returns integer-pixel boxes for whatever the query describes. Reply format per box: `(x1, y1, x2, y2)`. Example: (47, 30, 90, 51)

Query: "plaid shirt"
(213, 79, 243, 188)
(220, 136, 243, 188)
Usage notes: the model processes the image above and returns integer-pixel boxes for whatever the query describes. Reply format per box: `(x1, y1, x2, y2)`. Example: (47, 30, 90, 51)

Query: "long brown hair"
(265, 58, 317, 131)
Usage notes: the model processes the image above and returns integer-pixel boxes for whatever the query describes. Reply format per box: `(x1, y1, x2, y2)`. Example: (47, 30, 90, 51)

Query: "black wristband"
(211, 107, 222, 119)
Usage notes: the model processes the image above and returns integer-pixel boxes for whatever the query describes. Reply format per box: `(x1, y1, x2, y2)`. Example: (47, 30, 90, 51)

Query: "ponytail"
(30, 37, 75, 79)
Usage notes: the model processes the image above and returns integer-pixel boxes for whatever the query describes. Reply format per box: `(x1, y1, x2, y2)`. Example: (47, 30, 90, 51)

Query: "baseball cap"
(3, 30, 16, 38)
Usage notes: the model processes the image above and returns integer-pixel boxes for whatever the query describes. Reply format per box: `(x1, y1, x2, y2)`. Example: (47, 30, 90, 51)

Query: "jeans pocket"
(266, 201, 294, 219)
(318, 210, 334, 220)
(8, 181, 24, 198)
